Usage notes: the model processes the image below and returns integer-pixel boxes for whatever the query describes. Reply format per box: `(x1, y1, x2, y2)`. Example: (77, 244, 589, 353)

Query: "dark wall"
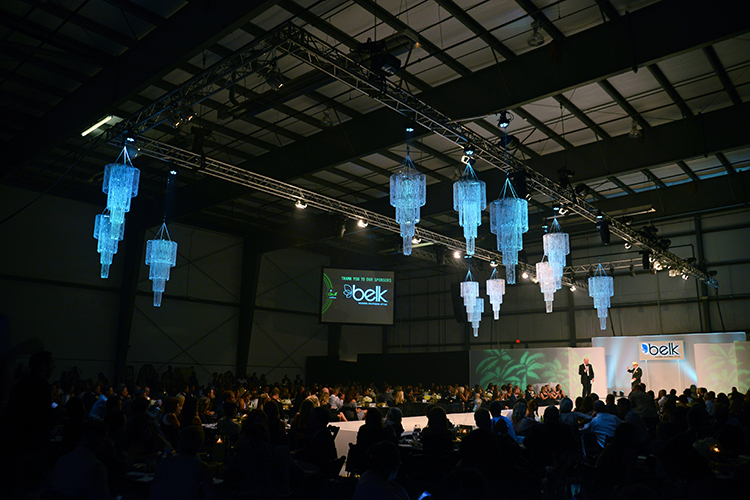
(306, 351, 470, 386)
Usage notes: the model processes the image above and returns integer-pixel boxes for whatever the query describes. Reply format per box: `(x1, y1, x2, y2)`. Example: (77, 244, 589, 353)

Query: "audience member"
(148, 425, 216, 500)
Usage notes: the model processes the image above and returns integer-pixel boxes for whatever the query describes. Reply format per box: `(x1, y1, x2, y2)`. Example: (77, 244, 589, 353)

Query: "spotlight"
(490, 260, 498, 268)
(653, 260, 663, 271)
(575, 184, 591, 197)
(453, 250, 462, 259)
(570, 285, 577, 291)
(412, 236, 421, 244)
(624, 242, 632, 250)
(406, 125, 415, 133)
(460, 155, 476, 167)
(295, 199, 307, 209)
(464, 146, 475, 157)
(521, 271, 529, 279)
(640, 251, 651, 270)
(497, 110, 513, 129)
(371, 52, 402, 76)
(621, 215, 634, 226)
(527, 21, 545, 47)
(259, 61, 284, 90)
(357, 219, 368, 228)
(628, 119, 643, 140)
(681, 273, 689, 280)
(124, 137, 140, 159)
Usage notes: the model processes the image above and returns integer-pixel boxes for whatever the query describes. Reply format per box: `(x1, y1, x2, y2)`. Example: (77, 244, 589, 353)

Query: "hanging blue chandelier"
(486, 268, 506, 320)
(588, 262, 614, 330)
(93, 212, 123, 279)
(390, 149, 426, 256)
(102, 146, 140, 241)
(453, 164, 486, 256)
(145, 223, 178, 307)
(489, 177, 528, 284)
(536, 259, 557, 313)
(543, 218, 569, 286)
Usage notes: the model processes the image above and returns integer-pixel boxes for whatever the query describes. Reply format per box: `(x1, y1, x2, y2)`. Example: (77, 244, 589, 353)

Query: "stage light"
(412, 236, 421, 245)
(454, 250, 462, 259)
(521, 271, 529, 279)
(490, 260, 498, 268)
(682, 273, 689, 280)
(624, 242, 632, 250)
(497, 110, 513, 129)
(406, 126, 414, 133)
(295, 199, 307, 209)
(357, 219, 368, 228)
(570, 285, 576, 291)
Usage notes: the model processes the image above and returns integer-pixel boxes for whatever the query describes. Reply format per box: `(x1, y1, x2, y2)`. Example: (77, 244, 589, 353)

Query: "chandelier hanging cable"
(453, 158, 486, 256)
(145, 171, 178, 307)
(543, 217, 569, 288)
(589, 261, 614, 330)
(486, 267, 506, 320)
(390, 146, 426, 256)
(489, 177, 528, 285)
(102, 145, 140, 241)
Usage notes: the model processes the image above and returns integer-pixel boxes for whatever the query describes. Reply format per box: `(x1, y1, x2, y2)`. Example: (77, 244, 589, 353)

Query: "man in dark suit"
(578, 357, 595, 398)
(627, 362, 642, 386)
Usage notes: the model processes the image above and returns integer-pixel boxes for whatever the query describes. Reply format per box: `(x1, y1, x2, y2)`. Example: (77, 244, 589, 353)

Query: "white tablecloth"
(329, 409, 513, 472)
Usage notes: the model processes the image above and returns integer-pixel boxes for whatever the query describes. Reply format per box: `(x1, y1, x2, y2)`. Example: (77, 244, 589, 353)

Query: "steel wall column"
(328, 324, 342, 358)
(114, 213, 147, 383)
(694, 216, 712, 332)
(236, 238, 263, 377)
(568, 290, 577, 346)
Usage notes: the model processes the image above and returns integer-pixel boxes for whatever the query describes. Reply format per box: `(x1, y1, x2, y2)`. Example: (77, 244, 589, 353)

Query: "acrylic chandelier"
(453, 161, 486, 256)
(145, 223, 178, 307)
(536, 258, 558, 313)
(460, 269, 484, 337)
(93, 212, 123, 279)
(543, 218, 569, 288)
(489, 177, 528, 284)
(390, 148, 426, 256)
(589, 262, 614, 330)
(486, 268, 506, 320)
(102, 146, 140, 242)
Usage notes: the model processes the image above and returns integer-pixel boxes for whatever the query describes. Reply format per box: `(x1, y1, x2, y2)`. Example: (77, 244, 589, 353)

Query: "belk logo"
(343, 284, 388, 303)
(639, 340, 684, 360)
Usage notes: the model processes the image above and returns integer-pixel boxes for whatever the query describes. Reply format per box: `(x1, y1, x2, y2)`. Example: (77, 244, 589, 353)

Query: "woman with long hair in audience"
(159, 397, 182, 450)
(263, 398, 287, 446)
(179, 395, 202, 427)
(511, 401, 538, 441)
(420, 406, 454, 455)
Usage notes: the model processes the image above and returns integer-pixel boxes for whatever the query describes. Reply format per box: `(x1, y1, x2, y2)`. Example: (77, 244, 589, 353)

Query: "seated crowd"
(1, 351, 749, 500)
